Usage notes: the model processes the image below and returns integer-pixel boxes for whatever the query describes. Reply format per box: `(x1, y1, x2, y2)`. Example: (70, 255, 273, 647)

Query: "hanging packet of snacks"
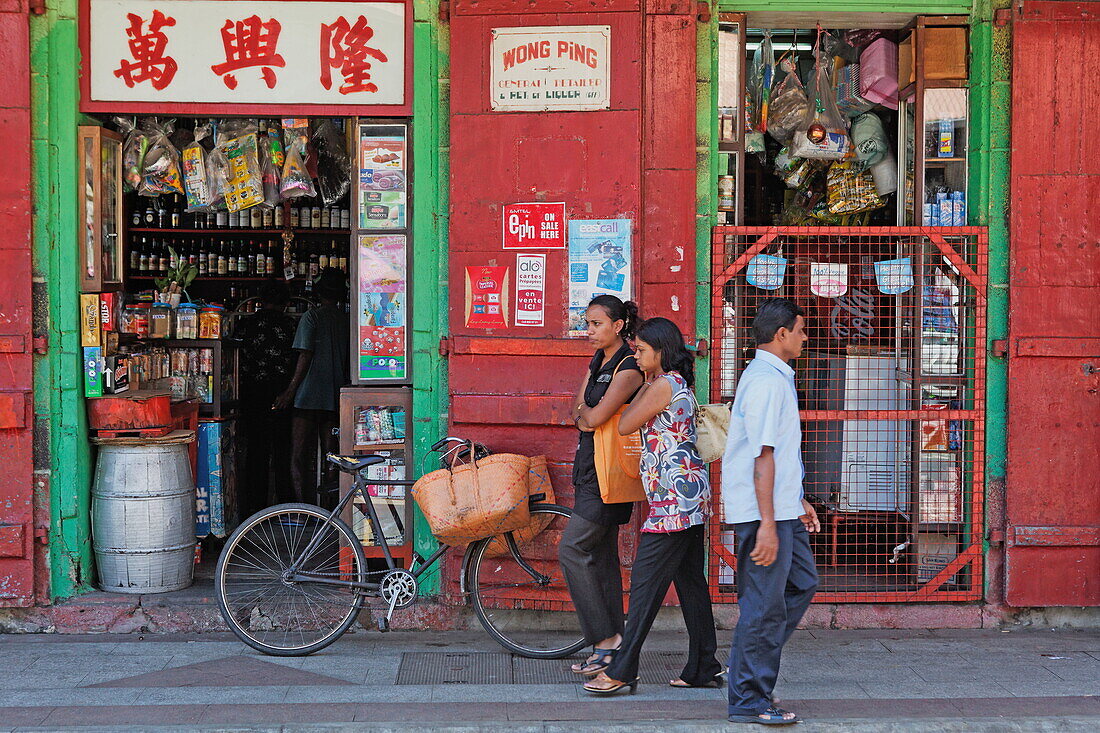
(206, 142, 232, 208)
(259, 121, 283, 208)
(767, 64, 810, 144)
(181, 122, 215, 212)
(850, 112, 889, 169)
(222, 132, 265, 212)
(138, 118, 184, 196)
(280, 118, 317, 199)
(827, 158, 884, 215)
(114, 117, 149, 192)
(744, 32, 774, 154)
(312, 120, 351, 206)
(791, 29, 851, 161)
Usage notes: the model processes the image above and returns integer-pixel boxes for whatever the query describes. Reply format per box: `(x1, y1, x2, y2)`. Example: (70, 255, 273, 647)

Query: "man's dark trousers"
(727, 519, 818, 717)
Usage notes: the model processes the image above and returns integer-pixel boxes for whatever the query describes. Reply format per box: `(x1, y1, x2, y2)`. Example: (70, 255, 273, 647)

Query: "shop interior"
(79, 115, 414, 583)
(712, 14, 977, 596)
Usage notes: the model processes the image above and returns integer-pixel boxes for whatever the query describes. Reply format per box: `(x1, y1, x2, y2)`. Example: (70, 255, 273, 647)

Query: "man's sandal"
(728, 706, 800, 725)
(570, 647, 617, 676)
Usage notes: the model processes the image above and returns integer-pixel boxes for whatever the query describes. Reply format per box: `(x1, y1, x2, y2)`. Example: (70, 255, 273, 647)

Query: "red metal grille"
(708, 226, 987, 603)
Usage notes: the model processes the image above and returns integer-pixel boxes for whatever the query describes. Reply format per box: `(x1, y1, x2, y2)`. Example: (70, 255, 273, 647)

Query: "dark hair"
(634, 317, 695, 387)
(587, 295, 640, 341)
(753, 298, 804, 345)
(258, 279, 290, 306)
(315, 267, 347, 301)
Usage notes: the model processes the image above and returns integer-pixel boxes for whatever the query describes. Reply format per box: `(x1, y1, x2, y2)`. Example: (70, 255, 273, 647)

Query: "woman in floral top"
(585, 317, 723, 696)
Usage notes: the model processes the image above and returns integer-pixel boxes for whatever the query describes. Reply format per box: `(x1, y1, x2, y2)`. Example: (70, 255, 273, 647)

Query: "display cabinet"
(716, 14, 744, 226)
(338, 386, 413, 561)
(78, 126, 125, 292)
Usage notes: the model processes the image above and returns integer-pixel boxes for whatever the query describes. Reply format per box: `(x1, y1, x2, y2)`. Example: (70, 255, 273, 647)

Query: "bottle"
(131, 206, 142, 228)
(143, 200, 156, 227)
(289, 206, 299, 228)
(255, 241, 265, 276)
(340, 208, 350, 230)
(266, 240, 275, 276)
(207, 212, 216, 229)
(330, 207, 340, 229)
(262, 206, 273, 229)
(207, 240, 218, 275)
(310, 206, 322, 229)
(250, 206, 262, 229)
(228, 210, 239, 228)
(216, 209, 228, 228)
(156, 198, 167, 228)
(188, 239, 199, 267)
(138, 238, 149, 272)
(297, 242, 309, 277)
(198, 241, 208, 275)
(309, 245, 320, 279)
(320, 207, 331, 229)
(170, 195, 181, 228)
(169, 243, 179, 271)
(130, 239, 140, 272)
(274, 205, 283, 229)
(318, 241, 329, 270)
(217, 241, 228, 276)
(247, 240, 257, 276)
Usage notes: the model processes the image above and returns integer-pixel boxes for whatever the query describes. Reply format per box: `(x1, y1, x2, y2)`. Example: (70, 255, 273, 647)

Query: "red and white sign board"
(515, 254, 546, 327)
(85, 0, 406, 109)
(502, 202, 566, 250)
(490, 25, 610, 112)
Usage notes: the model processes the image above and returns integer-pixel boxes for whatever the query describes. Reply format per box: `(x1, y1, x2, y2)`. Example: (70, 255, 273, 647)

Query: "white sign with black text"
(515, 254, 547, 327)
(490, 25, 610, 112)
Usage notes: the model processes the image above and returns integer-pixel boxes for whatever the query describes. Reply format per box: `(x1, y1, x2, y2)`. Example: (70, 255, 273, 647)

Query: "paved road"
(0, 628, 1097, 731)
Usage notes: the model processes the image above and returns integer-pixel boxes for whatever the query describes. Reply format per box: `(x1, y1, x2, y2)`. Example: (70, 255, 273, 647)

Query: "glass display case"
(78, 126, 125, 292)
(716, 15, 744, 226)
(338, 386, 413, 560)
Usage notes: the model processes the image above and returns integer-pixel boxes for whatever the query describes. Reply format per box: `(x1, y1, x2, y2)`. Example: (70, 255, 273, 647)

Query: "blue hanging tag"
(874, 257, 914, 294)
(746, 254, 787, 290)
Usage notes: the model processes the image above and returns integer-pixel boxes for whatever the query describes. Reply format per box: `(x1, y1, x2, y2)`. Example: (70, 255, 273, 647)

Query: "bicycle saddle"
(326, 453, 386, 473)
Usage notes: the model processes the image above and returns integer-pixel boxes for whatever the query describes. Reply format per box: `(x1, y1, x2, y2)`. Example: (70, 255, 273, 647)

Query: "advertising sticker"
(567, 219, 631, 337)
(515, 253, 546, 327)
(359, 125, 407, 229)
(503, 202, 566, 249)
(357, 234, 407, 380)
(465, 266, 510, 329)
(810, 263, 848, 298)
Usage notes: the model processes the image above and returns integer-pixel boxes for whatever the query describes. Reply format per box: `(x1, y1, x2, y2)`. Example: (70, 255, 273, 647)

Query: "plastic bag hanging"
(768, 66, 810, 144)
(312, 120, 351, 206)
(113, 117, 149, 192)
(744, 31, 775, 153)
(181, 121, 215, 212)
(790, 28, 851, 161)
(138, 118, 184, 196)
(280, 118, 317, 199)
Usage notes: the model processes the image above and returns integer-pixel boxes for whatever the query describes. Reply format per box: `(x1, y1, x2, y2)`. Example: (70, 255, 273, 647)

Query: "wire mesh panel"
(709, 226, 987, 602)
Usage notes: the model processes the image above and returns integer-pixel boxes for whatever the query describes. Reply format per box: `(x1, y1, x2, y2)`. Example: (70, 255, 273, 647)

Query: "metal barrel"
(92, 443, 196, 594)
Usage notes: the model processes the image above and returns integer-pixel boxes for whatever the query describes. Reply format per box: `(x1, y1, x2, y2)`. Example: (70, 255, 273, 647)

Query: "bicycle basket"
(482, 455, 556, 557)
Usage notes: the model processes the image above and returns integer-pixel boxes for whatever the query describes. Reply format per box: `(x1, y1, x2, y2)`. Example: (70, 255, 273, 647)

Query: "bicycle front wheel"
(467, 503, 587, 659)
(216, 503, 367, 656)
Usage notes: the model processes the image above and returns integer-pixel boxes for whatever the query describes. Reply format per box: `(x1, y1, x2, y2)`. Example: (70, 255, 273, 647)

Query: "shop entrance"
(709, 14, 987, 601)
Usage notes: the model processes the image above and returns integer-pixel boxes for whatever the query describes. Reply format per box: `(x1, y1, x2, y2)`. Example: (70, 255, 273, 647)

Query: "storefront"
(15, 0, 1097, 621)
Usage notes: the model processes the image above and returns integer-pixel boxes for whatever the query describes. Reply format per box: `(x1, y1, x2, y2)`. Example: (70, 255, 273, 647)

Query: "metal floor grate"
(394, 651, 694, 685)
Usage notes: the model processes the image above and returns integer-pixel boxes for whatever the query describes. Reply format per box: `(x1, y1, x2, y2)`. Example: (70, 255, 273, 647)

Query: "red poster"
(502, 202, 566, 249)
(464, 266, 510, 328)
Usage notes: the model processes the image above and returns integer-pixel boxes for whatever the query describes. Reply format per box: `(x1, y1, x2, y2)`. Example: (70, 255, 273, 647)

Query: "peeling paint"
(670, 295, 681, 312)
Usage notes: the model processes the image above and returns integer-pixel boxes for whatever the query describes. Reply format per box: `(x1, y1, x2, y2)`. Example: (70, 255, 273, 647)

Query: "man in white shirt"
(722, 298, 820, 726)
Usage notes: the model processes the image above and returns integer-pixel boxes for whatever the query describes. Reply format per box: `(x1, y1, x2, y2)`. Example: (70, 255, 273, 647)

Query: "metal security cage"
(709, 226, 987, 602)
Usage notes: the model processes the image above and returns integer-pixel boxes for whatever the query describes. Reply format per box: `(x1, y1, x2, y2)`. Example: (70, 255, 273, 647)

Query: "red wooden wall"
(1007, 1, 1100, 606)
(0, 0, 36, 606)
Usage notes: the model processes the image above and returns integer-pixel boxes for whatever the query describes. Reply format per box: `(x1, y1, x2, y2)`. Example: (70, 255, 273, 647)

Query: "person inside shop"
(274, 267, 350, 505)
(235, 280, 297, 518)
(583, 317, 723, 696)
(561, 295, 644, 679)
(722, 298, 819, 726)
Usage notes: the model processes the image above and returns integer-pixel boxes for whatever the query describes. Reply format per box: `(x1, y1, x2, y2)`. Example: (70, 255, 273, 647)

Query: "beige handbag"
(691, 394, 731, 464)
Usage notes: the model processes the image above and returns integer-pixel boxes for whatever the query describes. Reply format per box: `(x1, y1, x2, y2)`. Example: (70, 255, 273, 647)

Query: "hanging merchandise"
(850, 112, 890, 169)
(744, 32, 774, 153)
(313, 120, 351, 207)
(874, 257, 914, 294)
(835, 64, 875, 118)
(826, 159, 884, 215)
(222, 132, 265, 213)
(746, 253, 787, 290)
(280, 118, 317, 199)
(859, 38, 899, 110)
(114, 117, 150, 192)
(206, 143, 231, 209)
(776, 150, 825, 190)
(869, 150, 899, 196)
(791, 29, 851, 161)
(768, 67, 810, 144)
(138, 118, 184, 196)
(259, 121, 284, 208)
(181, 121, 215, 212)
(810, 262, 848, 298)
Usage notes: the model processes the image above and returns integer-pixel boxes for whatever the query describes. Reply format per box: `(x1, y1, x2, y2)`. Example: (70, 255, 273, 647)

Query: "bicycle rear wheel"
(216, 503, 368, 656)
(466, 503, 587, 659)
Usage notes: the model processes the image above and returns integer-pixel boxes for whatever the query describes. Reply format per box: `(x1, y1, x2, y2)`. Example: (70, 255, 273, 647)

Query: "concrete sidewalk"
(0, 628, 1097, 731)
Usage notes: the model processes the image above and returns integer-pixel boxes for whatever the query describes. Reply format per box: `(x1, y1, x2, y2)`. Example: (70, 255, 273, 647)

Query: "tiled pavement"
(0, 628, 1097, 731)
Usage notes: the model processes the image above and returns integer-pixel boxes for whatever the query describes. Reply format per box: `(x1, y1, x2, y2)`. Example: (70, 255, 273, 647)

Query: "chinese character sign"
(90, 1, 405, 105)
(502, 202, 566, 249)
(491, 26, 611, 111)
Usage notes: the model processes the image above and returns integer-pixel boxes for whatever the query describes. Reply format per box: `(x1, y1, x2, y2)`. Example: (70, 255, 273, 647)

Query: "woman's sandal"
(570, 647, 617, 676)
(728, 706, 800, 725)
(582, 671, 639, 695)
(669, 669, 727, 688)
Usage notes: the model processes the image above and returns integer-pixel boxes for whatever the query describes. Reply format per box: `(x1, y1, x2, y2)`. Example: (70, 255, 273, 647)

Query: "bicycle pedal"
(377, 617, 390, 632)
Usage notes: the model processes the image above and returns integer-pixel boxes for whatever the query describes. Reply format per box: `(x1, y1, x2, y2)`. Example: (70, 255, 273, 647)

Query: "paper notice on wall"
(465, 265, 510, 329)
(567, 219, 632, 337)
(515, 253, 546, 327)
(810, 263, 848, 298)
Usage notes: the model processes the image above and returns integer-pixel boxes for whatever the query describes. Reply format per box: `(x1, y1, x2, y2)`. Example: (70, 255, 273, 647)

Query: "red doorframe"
(1006, 1, 1100, 606)
(0, 1, 36, 606)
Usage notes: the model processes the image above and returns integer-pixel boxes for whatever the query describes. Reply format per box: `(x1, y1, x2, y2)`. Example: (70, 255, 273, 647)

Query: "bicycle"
(215, 437, 586, 659)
